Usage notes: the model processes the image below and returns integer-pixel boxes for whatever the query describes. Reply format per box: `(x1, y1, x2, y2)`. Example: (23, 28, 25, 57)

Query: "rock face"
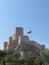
(4, 27, 45, 58)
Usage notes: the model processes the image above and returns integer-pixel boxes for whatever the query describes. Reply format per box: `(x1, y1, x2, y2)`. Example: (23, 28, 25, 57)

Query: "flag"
(27, 30, 31, 34)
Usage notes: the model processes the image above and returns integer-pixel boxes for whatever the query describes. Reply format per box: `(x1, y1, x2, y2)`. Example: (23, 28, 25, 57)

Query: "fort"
(4, 27, 45, 58)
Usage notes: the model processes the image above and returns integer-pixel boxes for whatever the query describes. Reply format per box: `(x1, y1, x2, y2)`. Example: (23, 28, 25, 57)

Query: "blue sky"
(0, 0, 49, 50)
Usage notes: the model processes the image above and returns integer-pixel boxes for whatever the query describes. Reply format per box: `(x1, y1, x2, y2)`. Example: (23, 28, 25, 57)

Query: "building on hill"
(4, 27, 45, 58)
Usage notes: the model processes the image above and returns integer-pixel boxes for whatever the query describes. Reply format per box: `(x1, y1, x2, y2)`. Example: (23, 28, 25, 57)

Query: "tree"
(34, 57, 43, 65)
(0, 50, 6, 60)
(4, 55, 12, 62)
(27, 56, 36, 65)
(40, 49, 49, 63)
(12, 51, 21, 59)
(6, 50, 14, 55)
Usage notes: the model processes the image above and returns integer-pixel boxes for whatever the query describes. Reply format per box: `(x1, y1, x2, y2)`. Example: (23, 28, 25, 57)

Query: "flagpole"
(27, 30, 32, 41)
(30, 31, 32, 41)
(31, 31, 32, 40)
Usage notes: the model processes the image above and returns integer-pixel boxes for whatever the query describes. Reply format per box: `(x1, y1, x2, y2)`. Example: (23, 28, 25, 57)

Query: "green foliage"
(12, 51, 21, 58)
(26, 56, 36, 65)
(19, 58, 27, 64)
(34, 57, 43, 65)
(0, 49, 49, 65)
(0, 64, 3, 65)
(40, 49, 49, 63)
(6, 50, 14, 55)
(26, 56, 43, 65)
(0, 50, 6, 57)
(4, 55, 12, 62)
(0, 50, 6, 60)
